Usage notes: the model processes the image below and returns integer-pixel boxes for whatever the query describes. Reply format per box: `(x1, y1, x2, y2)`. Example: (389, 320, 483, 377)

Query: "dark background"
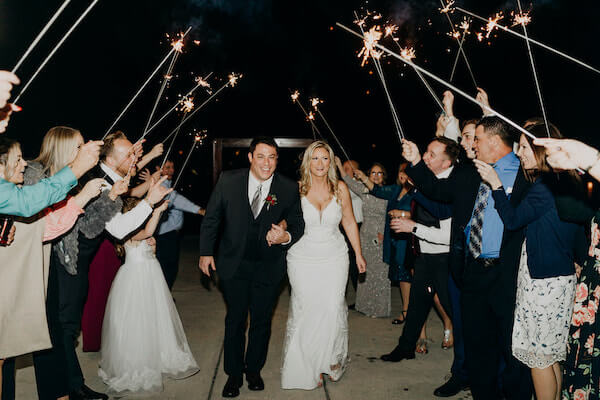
(2, 0, 600, 218)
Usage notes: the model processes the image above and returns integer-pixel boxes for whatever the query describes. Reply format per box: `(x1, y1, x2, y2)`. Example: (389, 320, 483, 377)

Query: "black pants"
(2, 260, 69, 400)
(220, 260, 281, 377)
(156, 230, 181, 290)
(55, 252, 89, 392)
(461, 258, 532, 400)
(398, 253, 451, 353)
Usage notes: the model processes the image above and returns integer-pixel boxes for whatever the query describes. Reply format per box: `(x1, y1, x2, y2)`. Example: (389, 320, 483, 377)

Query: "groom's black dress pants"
(221, 260, 282, 377)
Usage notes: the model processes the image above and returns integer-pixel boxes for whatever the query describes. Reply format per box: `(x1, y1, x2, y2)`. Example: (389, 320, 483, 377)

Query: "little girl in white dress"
(98, 197, 199, 395)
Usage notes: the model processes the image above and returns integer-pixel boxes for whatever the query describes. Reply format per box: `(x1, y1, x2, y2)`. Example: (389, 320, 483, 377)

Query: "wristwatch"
(412, 225, 417, 233)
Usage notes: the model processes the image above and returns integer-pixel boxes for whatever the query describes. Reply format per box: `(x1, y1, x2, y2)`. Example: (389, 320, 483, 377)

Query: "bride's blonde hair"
(299, 141, 339, 199)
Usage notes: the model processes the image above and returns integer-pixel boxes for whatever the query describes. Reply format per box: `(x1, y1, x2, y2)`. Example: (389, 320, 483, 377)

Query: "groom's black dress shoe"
(380, 345, 415, 362)
(246, 372, 264, 391)
(222, 375, 243, 398)
(433, 374, 469, 397)
(69, 384, 109, 400)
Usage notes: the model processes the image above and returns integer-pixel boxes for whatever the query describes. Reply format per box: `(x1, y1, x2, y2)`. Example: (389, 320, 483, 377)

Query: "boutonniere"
(265, 194, 278, 210)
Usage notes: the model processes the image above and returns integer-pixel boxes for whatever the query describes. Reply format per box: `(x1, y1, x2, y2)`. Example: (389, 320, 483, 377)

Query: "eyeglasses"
(370, 171, 384, 176)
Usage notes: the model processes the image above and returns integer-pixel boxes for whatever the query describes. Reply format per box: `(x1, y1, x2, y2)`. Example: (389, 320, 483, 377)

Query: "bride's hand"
(356, 254, 366, 274)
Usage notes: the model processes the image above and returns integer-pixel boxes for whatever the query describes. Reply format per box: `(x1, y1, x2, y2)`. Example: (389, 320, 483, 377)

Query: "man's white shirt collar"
(248, 170, 274, 202)
(100, 163, 124, 186)
(436, 165, 454, 179)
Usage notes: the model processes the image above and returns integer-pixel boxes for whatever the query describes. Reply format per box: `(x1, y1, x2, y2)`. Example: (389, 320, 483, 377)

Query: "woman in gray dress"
(336, 159, 390, 318)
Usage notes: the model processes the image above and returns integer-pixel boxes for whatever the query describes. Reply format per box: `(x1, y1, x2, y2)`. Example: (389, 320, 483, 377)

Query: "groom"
(199, 137, 304, 398)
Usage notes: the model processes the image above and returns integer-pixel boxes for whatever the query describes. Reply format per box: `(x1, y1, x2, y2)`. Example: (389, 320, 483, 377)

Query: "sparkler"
(140, 72, 213, 141)
(439, 0, 455, 14)
(512, 11, 531, 27)
(439, 0, 478, 88)
(160, 74, 242, 144)
(141, 29, 191, 139)
(102, 27, 192, 139)
(455, 6, 600, 75)
(484, 13, 504, 39)
(290, 90, 323, 140)
(450, 18, 470, 82)
(13, 0, 101, 105)
(310, 97, 352, 162)
(173, 132, 207, 189)
(515, 0, 550, 137)
(11, 0, 72, 74)
(354, 11, 404, 142)
(335, 23, 573, 160)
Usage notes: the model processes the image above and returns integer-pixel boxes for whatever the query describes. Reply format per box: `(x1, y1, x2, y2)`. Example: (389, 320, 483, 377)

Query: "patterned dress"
(343, 176, 390, 318)
(563, 216, 600, 400)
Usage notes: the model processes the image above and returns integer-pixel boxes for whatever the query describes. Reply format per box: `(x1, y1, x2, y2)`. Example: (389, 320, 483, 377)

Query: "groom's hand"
(266, 224, 290, 247)
(199, 255, 216, 276)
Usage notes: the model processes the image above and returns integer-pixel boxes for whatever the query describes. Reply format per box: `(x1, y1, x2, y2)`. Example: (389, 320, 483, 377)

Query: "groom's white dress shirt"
(100, 163, 153, 240)
(247, 171, 291, 244)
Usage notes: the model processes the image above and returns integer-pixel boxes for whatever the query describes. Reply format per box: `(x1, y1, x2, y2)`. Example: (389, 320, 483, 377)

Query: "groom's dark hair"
(249, 136, 279, 155)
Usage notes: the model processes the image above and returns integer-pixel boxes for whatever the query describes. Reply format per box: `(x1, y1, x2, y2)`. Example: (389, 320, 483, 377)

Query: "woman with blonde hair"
(281, 140, 366, 390)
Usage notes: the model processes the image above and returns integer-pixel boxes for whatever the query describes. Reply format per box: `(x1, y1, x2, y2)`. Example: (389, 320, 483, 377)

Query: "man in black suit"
(199, 137, 304, 398)
(401, 117, 533, 400)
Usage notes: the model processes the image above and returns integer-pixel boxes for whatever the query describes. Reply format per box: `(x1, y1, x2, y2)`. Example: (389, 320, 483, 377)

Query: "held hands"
(147, 143, 164, 160)
(145, 175, 173, 207)
(76, 178, 104, 206)
(442, 90, 454, 117)
(266, 223, 290, 247)
(401, 139, 421, 165)
(389, 209, 410, 219)
(138, 168, 151, 182)
(70, 140, 103, 178)
(334, 156, 345, 176)
(154, 199, 170, 213)
(353, 169, 367, 183)
(533, 138, 599, 171)
(356, 253, 367, 273)
(390, 217, 416, 233)
(436, 114, 450, 137)
(0, 71, 20, 109)
(199, 255, 216, 276)
(473, 159, 502, 190)
(476, 87, 492, 115)
(146, 236, 156, 253)
(109, 175, 130, 200)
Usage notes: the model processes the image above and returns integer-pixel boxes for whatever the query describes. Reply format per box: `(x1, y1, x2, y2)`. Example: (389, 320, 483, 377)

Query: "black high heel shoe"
(392, 309, 408, 325)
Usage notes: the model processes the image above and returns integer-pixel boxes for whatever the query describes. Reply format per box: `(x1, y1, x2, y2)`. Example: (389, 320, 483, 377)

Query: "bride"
(281, 141, 366, 390)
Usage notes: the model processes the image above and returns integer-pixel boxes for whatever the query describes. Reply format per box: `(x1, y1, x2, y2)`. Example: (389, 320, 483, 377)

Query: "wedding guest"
(403, 117, 534, 399)
(0, 135, 103, 400)
(380, 138, 458, 362)
(82, 140, 164, 352)
(0, 71, 20, 134)
(0, 139, 102, 217)
(533, 137, 600, 400)
(139, 159, 205, 290)
(99, 197, 198, 395)
(336, 160, 389, 318)
(368, 163, 413, 324)
(341, 159, 363, 306)
(52, 131, 172, 400)
(475, 123, 582, 400)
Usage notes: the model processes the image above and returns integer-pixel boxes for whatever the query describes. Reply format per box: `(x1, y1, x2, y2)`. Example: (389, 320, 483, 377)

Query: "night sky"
(2, 0, 600, 208)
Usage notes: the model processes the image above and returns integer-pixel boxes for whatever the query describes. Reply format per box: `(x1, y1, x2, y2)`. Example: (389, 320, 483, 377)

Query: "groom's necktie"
(251, 183, 263, 219)
(468, 182, 491, 258)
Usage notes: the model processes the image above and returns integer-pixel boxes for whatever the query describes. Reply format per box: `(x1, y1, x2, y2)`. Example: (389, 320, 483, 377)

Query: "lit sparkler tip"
(439, 0, 455, 14)
(307, 111, 315, 121)
(193, 40, 201, 45)
(400, 46, 416, 61)
(228, 73, 242, 87)
(193, 129, 208, 144)
(171, 39, 184, 53)
(485, 12, 504, 38)
(358, 26, 383, 67)
(476, 32, 484, 42)
(512, 11, 531, 27)
(310, 97, 323, 109)
(291, 90, 300, 102)
(384, 24, 398, 37)
(459, 18, 470, 32)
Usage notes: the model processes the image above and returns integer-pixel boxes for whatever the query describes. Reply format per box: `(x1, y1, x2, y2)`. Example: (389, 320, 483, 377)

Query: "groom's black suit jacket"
(199, 168, 304, 282)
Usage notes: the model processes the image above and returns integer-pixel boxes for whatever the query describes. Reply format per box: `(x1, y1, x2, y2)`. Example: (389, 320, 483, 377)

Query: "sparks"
(512, 11, 531, 27)
(310, 97, 323, 109)
(459, 18, 470, 32)
(193, 40, 201, 45)
(358, 26, 383, 66)
(177, 96, 195, 113)
(171, 39, 184, 53)
(291, 90, 300, 103)
(228, 73, 242, 87)
(485, 13, 504, 38)
(476, 32, 484, 42)
(194, 130, 208, 143)
(449, 31, 461, 39)
(384, 24, 398, 37)
(195, 76, 212, 93)
(440, 1, 455, 14)
(400, 46, 416, 61)
(307, 111, 315, 121)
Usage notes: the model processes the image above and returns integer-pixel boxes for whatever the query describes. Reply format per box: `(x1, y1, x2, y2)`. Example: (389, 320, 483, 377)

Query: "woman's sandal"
(416, 338, 429, 354)
(392, 309, 408, 325)
(442, 329, 454, 349)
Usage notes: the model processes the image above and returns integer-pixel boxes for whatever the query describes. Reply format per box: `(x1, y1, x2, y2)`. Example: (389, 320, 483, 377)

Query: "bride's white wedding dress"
(98, 241, 199, 395)
(281, 196, 349, 390)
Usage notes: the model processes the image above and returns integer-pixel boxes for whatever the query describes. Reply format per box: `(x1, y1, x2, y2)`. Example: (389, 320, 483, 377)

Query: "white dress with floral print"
(512, 240, 577, 369)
